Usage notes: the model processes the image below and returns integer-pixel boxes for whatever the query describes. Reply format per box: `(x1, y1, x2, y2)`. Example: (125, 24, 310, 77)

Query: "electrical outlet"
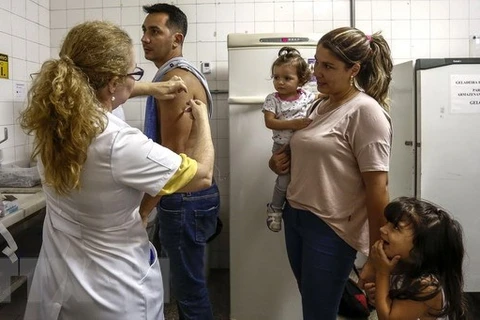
(201, 62, 211, 74)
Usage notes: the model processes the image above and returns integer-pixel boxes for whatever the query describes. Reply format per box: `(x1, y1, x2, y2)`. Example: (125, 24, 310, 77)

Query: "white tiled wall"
(1, 0, 478, 268)
(0, 0, 50, 165)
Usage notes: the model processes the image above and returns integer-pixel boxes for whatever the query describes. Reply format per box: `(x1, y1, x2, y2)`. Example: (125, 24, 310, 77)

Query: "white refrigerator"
(227, 33, 319, 320)
(389, 58, 480, 292)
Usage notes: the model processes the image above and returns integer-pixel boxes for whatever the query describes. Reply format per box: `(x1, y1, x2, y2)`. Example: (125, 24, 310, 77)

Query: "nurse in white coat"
(112, 104, 126, 121)
(20, 21, 214, 320)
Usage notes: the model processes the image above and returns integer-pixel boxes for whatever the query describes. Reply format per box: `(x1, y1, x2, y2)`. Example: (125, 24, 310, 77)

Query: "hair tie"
(278, 47, 300, 57)
(60, 55, 75, 66)
(366, 35, 372, 43)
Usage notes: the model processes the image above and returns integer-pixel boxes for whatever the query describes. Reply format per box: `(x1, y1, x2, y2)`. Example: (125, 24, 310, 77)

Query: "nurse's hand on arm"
(130, 75, 188, 100)
(139, 99, 214, 226)
(165, 98, 214, 192)
(269, 144, 291, 175)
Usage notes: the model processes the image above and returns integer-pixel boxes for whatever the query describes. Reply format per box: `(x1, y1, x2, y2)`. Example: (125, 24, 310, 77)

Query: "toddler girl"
(262, 46, 316, 232)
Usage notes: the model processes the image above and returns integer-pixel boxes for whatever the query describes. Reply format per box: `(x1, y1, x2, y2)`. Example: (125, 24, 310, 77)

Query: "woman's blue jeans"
(157, 183, 220, 320)
(283, 202, 357, 320)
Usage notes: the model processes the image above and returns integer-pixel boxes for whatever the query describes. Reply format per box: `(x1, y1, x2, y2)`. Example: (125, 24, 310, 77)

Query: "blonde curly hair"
(20, 21, 133, 195)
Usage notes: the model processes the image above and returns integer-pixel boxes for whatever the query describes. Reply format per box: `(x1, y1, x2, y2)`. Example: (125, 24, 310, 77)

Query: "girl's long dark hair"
(385, 197, 466, 320)
(385, 197, 467, 320)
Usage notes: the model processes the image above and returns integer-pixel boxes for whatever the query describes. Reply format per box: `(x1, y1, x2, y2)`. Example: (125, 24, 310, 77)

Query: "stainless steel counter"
(0, 186, 45, 228)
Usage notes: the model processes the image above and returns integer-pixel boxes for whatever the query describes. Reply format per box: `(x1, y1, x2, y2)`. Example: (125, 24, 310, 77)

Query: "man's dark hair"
(143, 3, 188, 37)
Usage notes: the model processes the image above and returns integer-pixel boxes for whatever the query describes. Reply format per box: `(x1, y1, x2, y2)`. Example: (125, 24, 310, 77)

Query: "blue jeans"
(157, 183, 220, 320)
(283, 202, 357, 320)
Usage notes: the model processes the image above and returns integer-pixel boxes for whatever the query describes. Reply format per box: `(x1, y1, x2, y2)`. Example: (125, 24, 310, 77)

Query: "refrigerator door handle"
(228, 96, 265, 105)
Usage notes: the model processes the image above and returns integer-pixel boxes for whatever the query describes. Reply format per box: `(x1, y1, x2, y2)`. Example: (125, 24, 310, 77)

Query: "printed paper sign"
(451, 75, 480, 113)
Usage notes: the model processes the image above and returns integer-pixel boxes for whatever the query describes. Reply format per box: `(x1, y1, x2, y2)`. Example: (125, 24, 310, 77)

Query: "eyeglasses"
(126, 66, 144, 81)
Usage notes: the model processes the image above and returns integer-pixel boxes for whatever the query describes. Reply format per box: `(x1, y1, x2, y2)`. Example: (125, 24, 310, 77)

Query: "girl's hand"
(370, 240, 400, 275)
(363, 282, 376, 306)
(152, 75, 188, 100)
(358, 259, 376, 287)
(269, 144, 290, 175)
(291, 118, 312, 130)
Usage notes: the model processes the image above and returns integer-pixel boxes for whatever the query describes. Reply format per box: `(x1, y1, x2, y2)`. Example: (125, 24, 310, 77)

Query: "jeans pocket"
(194, 204, 219, 244)
(158, 204, 183, 248)
(158, 193, 183, 210)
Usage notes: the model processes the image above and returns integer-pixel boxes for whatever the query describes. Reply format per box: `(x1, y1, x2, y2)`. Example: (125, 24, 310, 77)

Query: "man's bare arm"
(139, 99, 214, 225)
(156, 69, 207, 153)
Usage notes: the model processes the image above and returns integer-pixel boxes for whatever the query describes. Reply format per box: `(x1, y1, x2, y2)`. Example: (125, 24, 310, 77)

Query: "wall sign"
(0, 54, 8, 79)
(451, 74, 480, 113)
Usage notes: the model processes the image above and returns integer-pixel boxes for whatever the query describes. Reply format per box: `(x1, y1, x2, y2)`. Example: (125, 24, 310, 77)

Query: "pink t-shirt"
(287, 92, 392, 255)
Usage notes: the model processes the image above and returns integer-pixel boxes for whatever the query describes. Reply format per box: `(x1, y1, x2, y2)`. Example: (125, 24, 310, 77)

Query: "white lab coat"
(111, 105, 126, 121)
(24, 114, 182, 320)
